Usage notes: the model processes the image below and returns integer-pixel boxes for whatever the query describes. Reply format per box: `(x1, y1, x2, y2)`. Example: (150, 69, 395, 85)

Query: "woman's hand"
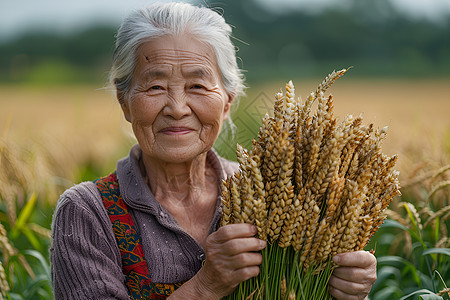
(328, 250, 377, 300)
(195, 223, 266, 299)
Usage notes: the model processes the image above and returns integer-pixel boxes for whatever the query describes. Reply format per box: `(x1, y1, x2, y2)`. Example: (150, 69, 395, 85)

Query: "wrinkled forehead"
(134, 35, 220, 79)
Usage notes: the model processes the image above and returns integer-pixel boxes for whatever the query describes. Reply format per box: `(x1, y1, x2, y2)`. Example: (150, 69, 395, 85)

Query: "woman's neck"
(141, 152, 215, 207)
(141, 151, 219, 247)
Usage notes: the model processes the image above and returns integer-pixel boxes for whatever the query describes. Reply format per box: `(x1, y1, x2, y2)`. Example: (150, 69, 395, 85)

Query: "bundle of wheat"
(221, 69, 401, 299)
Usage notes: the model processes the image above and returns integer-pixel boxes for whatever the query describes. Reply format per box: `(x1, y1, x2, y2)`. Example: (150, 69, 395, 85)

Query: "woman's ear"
(223, 92, 236, 121)
(117, 89, 131, 122)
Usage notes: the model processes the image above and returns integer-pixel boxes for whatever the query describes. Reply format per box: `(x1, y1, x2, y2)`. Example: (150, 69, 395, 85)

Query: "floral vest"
(94, 172, 184, 299)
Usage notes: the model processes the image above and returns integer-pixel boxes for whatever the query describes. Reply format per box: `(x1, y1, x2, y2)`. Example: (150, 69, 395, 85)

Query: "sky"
(1, 0, 450, 41)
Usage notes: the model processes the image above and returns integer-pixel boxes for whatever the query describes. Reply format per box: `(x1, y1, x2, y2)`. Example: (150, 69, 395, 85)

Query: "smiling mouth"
(159, 127, 194, 135)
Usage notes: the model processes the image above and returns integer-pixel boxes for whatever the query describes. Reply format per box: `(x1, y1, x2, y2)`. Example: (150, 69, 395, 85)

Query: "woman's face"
(120, 35, 234, 164)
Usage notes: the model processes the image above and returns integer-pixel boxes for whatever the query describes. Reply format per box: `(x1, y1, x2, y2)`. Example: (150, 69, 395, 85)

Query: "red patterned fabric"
(94, 172, 183, 299)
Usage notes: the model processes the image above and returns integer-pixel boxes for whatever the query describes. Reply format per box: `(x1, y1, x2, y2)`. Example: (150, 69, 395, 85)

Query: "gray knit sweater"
(50, 145, 238, 299)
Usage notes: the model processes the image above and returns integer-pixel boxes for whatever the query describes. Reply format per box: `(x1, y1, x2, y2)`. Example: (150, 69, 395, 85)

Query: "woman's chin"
(146, 145, 211, 165)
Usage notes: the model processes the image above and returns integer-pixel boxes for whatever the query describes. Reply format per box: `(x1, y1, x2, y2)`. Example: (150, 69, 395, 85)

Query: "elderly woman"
(51, 2, 376, 300)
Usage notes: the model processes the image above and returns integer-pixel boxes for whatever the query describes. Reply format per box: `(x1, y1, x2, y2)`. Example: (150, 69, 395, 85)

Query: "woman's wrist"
(192, 269, 222, 300)
(168, 270, 221, 300)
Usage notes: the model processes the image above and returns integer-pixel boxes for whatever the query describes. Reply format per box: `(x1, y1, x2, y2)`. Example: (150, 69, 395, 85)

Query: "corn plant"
(0, 194, 53, 300)
(369, 164, 450, 300)
(0, 140, 57, 299)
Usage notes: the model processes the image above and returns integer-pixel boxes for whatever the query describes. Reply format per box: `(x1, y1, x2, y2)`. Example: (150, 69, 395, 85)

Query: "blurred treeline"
(1, 0, 449, 86)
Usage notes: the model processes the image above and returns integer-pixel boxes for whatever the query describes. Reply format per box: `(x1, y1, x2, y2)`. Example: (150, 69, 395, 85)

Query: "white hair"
(109, 2, 245, 103)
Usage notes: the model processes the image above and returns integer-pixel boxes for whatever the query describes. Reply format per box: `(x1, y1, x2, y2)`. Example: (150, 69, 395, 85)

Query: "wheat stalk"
(0, 261, 8, 297)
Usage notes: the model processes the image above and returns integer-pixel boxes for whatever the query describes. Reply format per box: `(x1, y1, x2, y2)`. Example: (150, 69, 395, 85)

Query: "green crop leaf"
(22, 226, 41, 251)
(10, 192, 37, 240)
(22, 274, 51, 299)
(377, 256, 421, 285)
(373, 266, 401, 290)
(400, 289, 443, 300)
(419, 295, 444, 300)
(403, 203, 426, 247)
(378, 255, 415, 268)
(422, 248, 450, 257)
(434, 217, 440, 243)
(23, 250, 51, 279)
(382, 219, 409, 231)
(6, 293, 25, 300)
(372, 285, 402, 300)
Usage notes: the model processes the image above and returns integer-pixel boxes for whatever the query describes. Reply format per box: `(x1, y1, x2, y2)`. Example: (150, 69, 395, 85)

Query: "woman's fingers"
(233, 265, 261, 283)
(197, 223, 266, 298)
(332, 251, 377, 284)
(228, 251, 264, 269)
(207, 224, 266, 256)
(210, 237, 266, 256)
(211, 223, 258, 242)
(328, 275, 370, 299)
(332, 265, 377, 284)
(333, 250, 377, 269)
(205, 249, 263, 272)
(206, 224, 266, 268)
(329, 251, 377, 300)
(328, 283, 367, 300)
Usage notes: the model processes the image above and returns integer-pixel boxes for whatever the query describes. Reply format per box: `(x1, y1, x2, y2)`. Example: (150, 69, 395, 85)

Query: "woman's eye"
(150, 85, 163, 90)
(190, 84, 205, 89)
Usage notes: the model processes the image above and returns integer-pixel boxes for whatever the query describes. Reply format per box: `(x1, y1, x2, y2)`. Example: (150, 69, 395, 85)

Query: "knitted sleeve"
(50, 182, 130, 300)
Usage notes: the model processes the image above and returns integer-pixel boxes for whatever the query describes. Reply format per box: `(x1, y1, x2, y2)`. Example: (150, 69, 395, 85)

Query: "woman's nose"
(163, 89, 191, 119)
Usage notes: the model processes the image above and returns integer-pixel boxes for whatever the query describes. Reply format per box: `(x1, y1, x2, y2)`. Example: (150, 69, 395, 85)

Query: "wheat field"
(1, 78, 449, 184)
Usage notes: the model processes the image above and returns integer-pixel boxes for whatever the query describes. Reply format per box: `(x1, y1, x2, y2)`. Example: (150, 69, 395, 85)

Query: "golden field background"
(2, 78, 449, 189)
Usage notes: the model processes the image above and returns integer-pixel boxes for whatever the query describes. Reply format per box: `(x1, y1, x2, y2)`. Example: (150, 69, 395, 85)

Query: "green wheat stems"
(225, 244, 334, 300)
